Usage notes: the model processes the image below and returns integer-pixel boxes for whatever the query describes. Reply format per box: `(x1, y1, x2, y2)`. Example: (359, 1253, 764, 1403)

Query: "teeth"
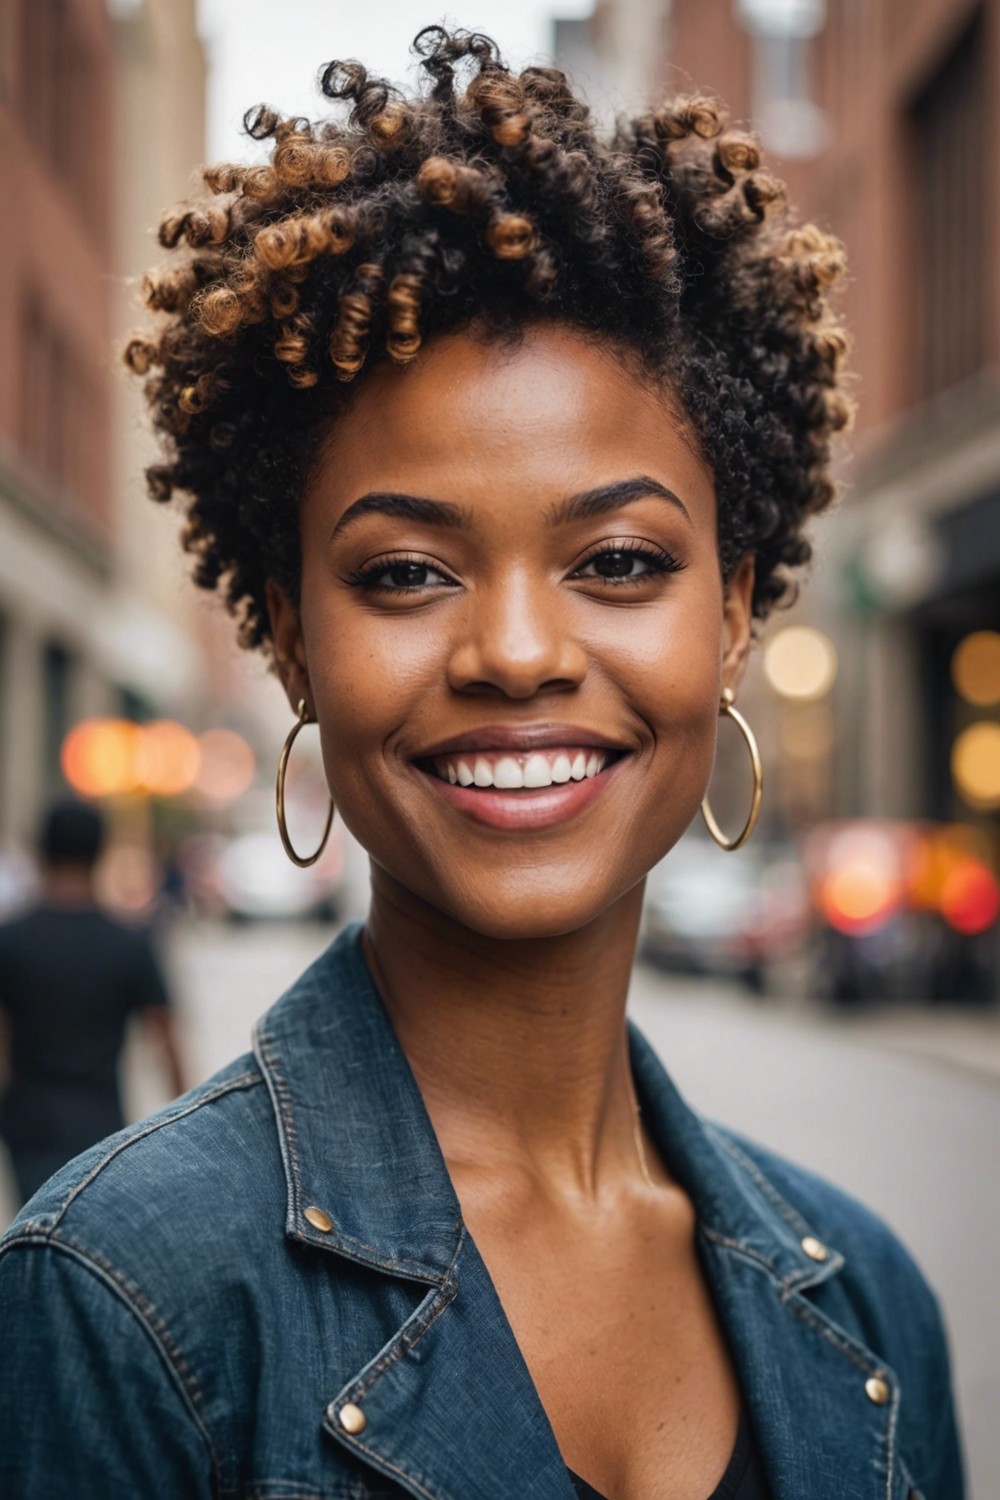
(523, 753, 553, 788)
(493, 756, 524, 789)
(434, 749, 613, 788)
(551, 754, 572, 783)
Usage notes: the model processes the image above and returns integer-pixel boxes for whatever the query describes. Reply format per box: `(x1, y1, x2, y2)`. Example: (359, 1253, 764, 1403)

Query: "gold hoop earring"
(700, 687, 763, 852)
(275, 699, 334, 868)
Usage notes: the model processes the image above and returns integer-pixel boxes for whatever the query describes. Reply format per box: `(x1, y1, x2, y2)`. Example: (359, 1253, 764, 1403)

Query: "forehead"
(309, 322, 715, 519)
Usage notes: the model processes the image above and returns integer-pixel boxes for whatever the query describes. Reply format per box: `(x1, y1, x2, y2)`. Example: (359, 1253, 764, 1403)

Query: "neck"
(363, 868, 651, 1201)
(43, 865, 95, 906)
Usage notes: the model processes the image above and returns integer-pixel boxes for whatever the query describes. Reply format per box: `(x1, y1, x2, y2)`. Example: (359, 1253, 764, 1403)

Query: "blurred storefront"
(0, 0, 250, 859)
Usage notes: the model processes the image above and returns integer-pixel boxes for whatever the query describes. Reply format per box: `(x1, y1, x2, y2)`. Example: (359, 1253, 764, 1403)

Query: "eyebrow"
(328, 474, 689, 541)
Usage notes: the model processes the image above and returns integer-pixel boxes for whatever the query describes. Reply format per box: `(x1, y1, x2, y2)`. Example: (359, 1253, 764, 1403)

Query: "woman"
(0, 27, 962, 1500)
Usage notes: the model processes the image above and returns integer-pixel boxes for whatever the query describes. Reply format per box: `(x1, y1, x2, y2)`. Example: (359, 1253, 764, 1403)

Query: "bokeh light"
(951, 631, 1000, 707)
(951, 722, 1000, 809)
(939, 860, 1000, 936)
(62, 719, 140, 798)
(816, 825, 903, 935)
(61, 718, 205, 799)
(764, 626, 838, 702)
(132, 721, 201, 797)
(193, 729, 256, 804)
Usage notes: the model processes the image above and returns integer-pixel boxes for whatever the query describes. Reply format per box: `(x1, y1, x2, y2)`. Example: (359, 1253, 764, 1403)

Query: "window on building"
(19, 290, 98, 512)
(18, 0, 102, 239)
(909, 9, 988, 400)
(42, 640, 73, 795)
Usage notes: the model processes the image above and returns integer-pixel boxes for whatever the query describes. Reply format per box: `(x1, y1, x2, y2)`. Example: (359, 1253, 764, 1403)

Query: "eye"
(572, 542, 685, 586)
(347, 554, 458, 594)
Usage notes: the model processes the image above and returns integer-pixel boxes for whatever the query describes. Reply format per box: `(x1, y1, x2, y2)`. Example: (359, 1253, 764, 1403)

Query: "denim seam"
(34, 1069, 262, 1231)
(347, 1230, 464, 1404)
(786, 1289, 890, 1380)
(700, 1224, 783, 1280)
(254, 1020, 450, 1284)
(0, 1232, 223, 1488)
(709, 1129, 817, 1239)
(883, 1377, 900, 1500)
(327, 1231, 467, 1500)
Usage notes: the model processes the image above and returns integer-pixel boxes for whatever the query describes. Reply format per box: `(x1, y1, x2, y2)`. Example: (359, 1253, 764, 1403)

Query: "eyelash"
(346, 541, 686, 595)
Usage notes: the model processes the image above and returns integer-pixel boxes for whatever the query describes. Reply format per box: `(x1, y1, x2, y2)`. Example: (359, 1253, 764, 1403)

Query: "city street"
(2, 918, 997, 1496)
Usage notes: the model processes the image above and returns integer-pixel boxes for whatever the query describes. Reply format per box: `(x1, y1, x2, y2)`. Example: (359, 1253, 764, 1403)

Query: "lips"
(410, 724, 630, 831)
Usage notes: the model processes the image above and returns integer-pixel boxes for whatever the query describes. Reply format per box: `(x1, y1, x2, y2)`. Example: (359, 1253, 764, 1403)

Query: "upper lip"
(414, 723, 631, 758)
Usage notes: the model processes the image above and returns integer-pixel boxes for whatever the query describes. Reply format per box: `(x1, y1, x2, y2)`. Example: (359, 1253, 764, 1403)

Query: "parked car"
(215, 825, 345, 923)
(801, 819, 999, 1005)
(641, 834, 810, 991)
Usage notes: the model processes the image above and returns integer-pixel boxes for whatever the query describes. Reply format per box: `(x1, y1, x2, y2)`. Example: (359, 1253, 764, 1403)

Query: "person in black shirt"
(0, 798, 185, 1205)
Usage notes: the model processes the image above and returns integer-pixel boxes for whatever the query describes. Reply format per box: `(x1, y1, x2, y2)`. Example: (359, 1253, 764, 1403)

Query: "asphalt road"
(3, 919, 996, 1496)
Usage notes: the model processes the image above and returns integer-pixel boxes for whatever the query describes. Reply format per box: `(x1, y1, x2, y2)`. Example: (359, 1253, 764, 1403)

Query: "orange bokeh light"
(132, 720, 201, 796)
(61, 720, 140, 798)
(193, 729, 256, 804)
(939, 860, 1000, 936)
(819, 863, 902, 935)
(61, 718, 203, 799)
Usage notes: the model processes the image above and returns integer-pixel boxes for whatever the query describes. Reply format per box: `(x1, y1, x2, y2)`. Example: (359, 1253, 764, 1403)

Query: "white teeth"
(551, 753, 572, 784)
(523, 753, 553, 788)
(493, 756, 524, 789)
(437, 748, 614, 788)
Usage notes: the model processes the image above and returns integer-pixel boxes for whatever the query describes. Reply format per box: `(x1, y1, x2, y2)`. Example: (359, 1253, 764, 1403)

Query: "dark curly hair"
(124, 26, 854, 651)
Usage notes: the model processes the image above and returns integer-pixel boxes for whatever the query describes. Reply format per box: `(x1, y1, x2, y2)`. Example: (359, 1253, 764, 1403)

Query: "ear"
(265, 579, 312, 714)
(721, 554, 755, 698)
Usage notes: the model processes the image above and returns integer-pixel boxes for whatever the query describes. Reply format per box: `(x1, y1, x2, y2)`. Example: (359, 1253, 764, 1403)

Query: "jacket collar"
(253, 921, 463, 1284)
(253, 923, 903, 1500)
(253, 921, 843, 1291)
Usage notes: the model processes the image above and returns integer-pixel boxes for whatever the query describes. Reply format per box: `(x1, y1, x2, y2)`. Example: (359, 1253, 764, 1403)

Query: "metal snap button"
(865, 1375, 890, 1405)
(801, 1235, 829, 1261)
(304, 1205, 333, 1232)
(339, 1402, 367, 1435)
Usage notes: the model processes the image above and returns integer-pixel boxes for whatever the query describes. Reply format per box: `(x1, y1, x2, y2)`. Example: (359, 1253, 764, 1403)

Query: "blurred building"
(594, 0, 1000, 848)
(0, 0, 213, 850)
(0, 0, 117, 845)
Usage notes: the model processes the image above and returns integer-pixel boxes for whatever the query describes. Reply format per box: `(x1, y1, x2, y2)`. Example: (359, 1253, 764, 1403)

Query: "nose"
(446, 568, 588, 700)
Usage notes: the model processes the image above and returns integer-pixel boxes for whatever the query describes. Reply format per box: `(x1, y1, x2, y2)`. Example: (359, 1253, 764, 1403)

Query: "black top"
(568, 1408, 772, 1499)
(0, 903, 169, 1154)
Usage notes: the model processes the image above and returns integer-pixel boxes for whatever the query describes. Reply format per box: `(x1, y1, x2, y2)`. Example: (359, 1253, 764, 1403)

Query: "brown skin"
(269, 321, 755, 1498)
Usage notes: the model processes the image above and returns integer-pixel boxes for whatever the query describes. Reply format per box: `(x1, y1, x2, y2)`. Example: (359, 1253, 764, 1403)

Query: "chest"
(466, 1195, 744, 1500)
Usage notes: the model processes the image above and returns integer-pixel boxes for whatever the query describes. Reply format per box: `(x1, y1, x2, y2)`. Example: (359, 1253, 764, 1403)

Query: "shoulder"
(707, 1121, 961, 1482)
(0, 1053, 277, 1306)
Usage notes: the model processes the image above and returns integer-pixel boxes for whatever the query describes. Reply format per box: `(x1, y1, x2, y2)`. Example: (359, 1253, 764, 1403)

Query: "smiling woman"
(0, 25, 963, 1500)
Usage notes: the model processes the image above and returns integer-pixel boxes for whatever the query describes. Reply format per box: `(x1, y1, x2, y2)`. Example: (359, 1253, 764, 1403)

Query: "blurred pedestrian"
(0, 797, 184, 1205)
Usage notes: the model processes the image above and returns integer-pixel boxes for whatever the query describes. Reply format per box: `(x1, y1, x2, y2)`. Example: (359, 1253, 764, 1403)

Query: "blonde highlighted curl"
(125, 26, 854, 651)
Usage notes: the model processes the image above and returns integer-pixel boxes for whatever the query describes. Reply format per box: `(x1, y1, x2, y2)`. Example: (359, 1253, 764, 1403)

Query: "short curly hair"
(125, 26, 854, 651)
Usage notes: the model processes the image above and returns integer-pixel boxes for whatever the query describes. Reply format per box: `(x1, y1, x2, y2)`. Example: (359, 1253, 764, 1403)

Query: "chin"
(422, 866, 640, 943)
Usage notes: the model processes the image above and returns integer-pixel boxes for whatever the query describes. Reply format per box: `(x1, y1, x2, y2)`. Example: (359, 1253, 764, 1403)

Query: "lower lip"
(414, 756, 628, 831)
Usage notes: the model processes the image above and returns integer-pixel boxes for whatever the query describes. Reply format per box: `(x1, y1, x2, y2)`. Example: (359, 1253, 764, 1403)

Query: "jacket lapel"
(254, 926, 906, 1500)
(323, 1229, 577, 1500)
(630, 1028, 906, 1500)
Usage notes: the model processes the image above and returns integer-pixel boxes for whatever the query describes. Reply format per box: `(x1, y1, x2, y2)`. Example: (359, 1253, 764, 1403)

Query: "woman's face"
(269, 322, 754, 939)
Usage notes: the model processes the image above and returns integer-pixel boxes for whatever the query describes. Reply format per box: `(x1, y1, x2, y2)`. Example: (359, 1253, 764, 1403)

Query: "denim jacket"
(0, 922, 963, 1499)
